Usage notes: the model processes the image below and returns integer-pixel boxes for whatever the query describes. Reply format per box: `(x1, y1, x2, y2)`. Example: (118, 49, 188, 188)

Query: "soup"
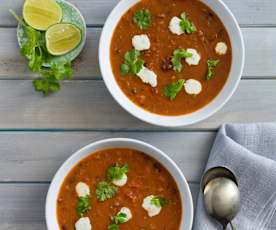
(57, 148, 182, 229)
(110, 0, 232, 115)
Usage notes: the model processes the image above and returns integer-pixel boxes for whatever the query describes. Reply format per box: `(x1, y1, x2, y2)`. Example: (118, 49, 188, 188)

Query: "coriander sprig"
(96, 181, 117, 202)
(171, 49, 192, 72)
(108, 212, 128, 230)
(179, 12, 197, 34)
(206, 59, 220, 80)
(120, 49, 144, 75)
(76, 195, 91, 217)
(163, 79, 185, 100)
(10, 10, 74, 96)
(107, 163, 129, 181)
(133, 9, 151, 30)
(150, 196, 167, 207)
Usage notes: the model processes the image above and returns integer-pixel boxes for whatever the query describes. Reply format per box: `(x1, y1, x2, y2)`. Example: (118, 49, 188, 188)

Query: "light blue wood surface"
(0, 0, 275, 229)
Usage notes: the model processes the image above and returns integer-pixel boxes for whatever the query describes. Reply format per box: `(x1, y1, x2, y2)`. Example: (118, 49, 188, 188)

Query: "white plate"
(99, 0, 245, 127)
(45, 138, 194, 230)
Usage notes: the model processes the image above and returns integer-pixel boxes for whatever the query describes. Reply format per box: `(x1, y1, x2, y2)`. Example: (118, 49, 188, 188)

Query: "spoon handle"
(230, 221, 235, 230)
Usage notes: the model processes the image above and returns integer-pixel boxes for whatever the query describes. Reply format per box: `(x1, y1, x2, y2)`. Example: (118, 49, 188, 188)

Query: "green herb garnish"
(206, 59, 220, 80)
(96, 181, 117, 202)
(171, 49, 192, 72)
(133, 9, 151, 30)
(10, 10, 74, 96)
(120, 49, 144, 75)
(108, 224, 119, 230)
(107, 163, 129, 181)
(150, 196, 167, 207)
(179, 12, 197, 34)
(33, 59, 73, 96)
(76, 195, 91, 217)
(163, 79, 185, 100)
(108, 212, 128, 230)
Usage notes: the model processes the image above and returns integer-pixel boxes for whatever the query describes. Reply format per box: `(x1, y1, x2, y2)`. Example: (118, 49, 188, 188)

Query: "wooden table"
(0, 0, 275, 229)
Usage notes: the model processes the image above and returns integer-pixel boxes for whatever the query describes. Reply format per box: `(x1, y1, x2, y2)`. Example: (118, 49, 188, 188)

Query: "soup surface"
(57, 148, 182, 229)
(110, 0, 232, 115)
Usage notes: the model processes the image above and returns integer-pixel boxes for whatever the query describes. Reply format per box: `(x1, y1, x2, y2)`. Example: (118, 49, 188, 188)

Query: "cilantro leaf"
(107, 163, 129, 181)
(179, 12, 197, 34)
(112, 213, 128, 224)
(206, 59, 220, 80)
(133, 9, 151, 30)
(150, 196, 167, 207)
(33, 60, 73, 96)
(171, 49, 192, 72)
(108, 224, 119, 230)
(120, 49, 144, 75)
(76, 195, 91, 217)
(163, 79, 185, 100)
(96, 181, 117, 201)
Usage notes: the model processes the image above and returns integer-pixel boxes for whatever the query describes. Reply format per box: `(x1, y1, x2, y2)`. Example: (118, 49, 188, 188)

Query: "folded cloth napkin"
(193, 123, 276, 230)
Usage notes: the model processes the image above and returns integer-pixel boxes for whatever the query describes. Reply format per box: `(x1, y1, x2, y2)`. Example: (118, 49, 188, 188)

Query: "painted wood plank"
(0, 183, 199, 229)
(1, 0, 276, 26)
(0, 80, 273, 130)
(0, 132, 213, 182)
(0, 28, 276, 79)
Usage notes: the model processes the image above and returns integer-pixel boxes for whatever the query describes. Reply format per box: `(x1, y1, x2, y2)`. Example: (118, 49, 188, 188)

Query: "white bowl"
(99, 0, 245, 127)
(46, 138, 194, 230)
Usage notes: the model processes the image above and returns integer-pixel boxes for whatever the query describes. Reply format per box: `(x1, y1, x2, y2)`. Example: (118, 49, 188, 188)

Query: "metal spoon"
(201, 167, 241, 230)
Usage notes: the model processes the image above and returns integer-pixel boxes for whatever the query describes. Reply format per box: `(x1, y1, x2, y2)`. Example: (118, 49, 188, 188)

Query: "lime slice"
(46, 23, 82, 56)
(23, 0, 62, 31)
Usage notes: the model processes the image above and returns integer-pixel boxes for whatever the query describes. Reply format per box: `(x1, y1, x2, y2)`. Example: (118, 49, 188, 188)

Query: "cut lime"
(46, 23, 82, 56)
(23, 0, 62, 31)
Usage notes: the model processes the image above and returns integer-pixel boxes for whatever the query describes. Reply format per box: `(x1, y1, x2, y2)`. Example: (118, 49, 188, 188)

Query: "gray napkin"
(193, 123, 276, 230)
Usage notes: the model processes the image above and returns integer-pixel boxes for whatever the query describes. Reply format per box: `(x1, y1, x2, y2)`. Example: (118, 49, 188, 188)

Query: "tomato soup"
(110, 0, 232, 115)
(57, 148, 182, 229)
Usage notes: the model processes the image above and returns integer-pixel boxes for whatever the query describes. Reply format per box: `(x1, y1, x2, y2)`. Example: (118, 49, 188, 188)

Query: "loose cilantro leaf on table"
(150, 196, 167, 207)
(76, 195, 91, 217)
(107, 163, 129, 181)
(120, 49, 144, 75)
(163, 79, 185, 100)
(10, 10, 74, 96)
(171, 49, 192, 72)
(179, 12, 197, 34)
(133, 9, 151, 30)
(33, 60, 73, 96)
(206, 59, 220, 80)
(96, 181, 117, 201)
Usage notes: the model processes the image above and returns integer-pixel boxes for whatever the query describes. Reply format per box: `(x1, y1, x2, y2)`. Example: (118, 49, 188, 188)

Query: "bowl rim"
(45, 138, 194, 230)
(99, 0, 245, 127)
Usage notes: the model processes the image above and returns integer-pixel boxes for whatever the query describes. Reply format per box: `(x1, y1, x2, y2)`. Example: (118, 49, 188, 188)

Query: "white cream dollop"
(215, 42, 228, 55)
(184, 79, 202, 95)
(112, 173, 128, 187)
(76, 182, 90, 197)
(132, 34, 151, 51)
(142, 195, 162, 217)
(118, 207, 132, 222)
(75, 217, 92, 230)
(137, 66, 157, 87)
(185, 48, 201, 66)
(169, 16, 183, 35)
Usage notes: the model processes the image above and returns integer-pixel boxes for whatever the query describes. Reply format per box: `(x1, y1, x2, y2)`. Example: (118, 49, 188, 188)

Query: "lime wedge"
(46, 23, 82, 56)
(23, 0, 62, 31)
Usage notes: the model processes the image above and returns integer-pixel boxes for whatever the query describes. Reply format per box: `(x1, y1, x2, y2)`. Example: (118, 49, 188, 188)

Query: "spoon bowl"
(201, 167, 241, 229)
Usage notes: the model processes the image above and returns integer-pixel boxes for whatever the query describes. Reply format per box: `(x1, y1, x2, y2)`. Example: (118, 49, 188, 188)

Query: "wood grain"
(0, 183, 199, 230)
(0, 28, 276, 79)
(0, 132, 214, 182)
(2, 0, 276, 26)
(0, 80, 273, 130)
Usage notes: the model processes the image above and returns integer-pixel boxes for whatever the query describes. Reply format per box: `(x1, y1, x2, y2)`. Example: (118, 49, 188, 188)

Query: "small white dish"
(45, 138, 194, 230)
(99, 0, 245, 127)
